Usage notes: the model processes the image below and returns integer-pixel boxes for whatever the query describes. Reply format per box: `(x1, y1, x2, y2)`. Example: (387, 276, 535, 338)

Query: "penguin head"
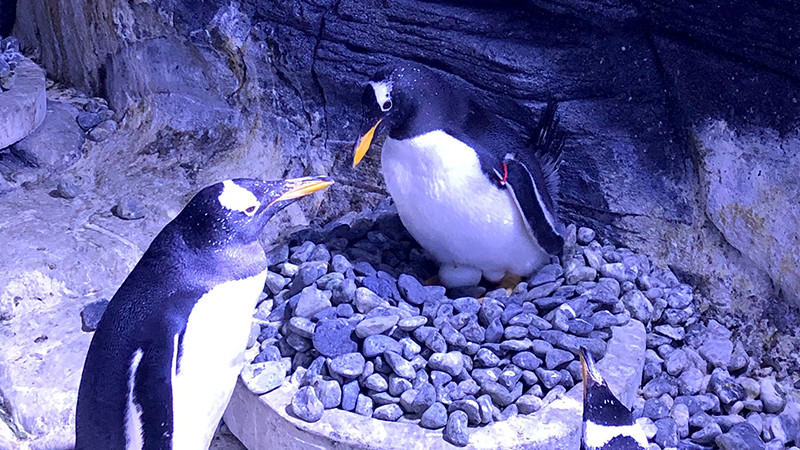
(580, 347, 634, 426)
(178, 176, 333, 248)
(353, 63, 442, 167)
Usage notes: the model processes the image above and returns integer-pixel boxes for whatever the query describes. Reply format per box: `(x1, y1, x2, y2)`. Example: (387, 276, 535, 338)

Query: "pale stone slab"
(224, 320, 645, 450)
(0, 58, 46, 149)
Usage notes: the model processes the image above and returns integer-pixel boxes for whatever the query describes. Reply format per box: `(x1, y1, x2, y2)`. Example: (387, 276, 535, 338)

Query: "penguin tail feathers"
(528, 101, 565, 198)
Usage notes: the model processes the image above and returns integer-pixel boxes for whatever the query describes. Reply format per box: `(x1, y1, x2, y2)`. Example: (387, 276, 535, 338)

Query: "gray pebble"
(444, 410, 469, 447)
(429, 351, 464, 377)
(313, 378, 342, 409)
(80, 299, 109, 332)
(355, 314, 399, 338)
(708, 369, 745, 405)
(699, 336, 734, 369)
(291, 386, 324, 422)
(530, 264, 563, 286)
(355, 394, 373, 417)
(293, 286, 331, 318)
(288, 317, 315, 338)
(643, 398, 670, 420)
(665, 348, 691, 376)
(512, 351, 542, 371)
(545, 348, 574, 370)
(760, 378, 786, 414)
(666, 284, 693, 309)
(397, 274, 445, 306)
(566, 266, 597, 284)
(241, 361, 286, 395)
(516, 394, 543, 414)
(329, 352, 366, 378)
(481, 380, 519, 407)
(397, 315, 427, 331)
(342, 380, 360, 410)
(373, 404, 404, 421)
(420, 402, 448, 429)
(449, 399, 481, 426)
(353, 287, 388, 313)
(654, 417, 679, 448)
(621, 289, 653, 323)
(500, 338, 532, 352)
(389, 375, 413, 396)
(577, 227, 596, 245)
(384, 351, 416, 379)
(112, 198, 146, 220)
(55, 181, 80, 199)
(312, 318, 358, 358)
(715, 422, 765, 450)
(331, 254, 353, 273)
(364, 373, 389, 392)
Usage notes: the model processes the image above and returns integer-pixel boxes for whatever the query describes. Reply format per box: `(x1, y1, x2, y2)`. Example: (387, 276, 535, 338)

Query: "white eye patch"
(369, 81, 393, 111)
(218, 180, 260, 216)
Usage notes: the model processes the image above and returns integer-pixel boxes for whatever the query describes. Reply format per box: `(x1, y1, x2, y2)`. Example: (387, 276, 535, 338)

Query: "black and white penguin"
(75, 176, 333, 450)
(352, 62, 566, 288)
(580, 347, 649, 450)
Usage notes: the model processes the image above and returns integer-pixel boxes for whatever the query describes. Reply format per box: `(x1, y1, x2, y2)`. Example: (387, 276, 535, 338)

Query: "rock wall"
(11, 0, 800, 351)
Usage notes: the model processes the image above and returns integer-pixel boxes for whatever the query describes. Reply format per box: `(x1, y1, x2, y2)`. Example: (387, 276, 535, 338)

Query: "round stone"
(329, 352, 366, 378)
(312, 318, 358, 358)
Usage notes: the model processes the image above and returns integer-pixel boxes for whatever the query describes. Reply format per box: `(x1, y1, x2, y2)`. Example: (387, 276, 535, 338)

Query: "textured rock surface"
(10, 0, 799, 325)
(0, 58, 46, 149)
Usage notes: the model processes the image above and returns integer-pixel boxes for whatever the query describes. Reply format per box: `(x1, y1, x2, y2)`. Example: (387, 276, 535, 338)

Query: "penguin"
(352, 62, 566, 288)
(580, 347, 649, 450)
(75, 176, 333, 450)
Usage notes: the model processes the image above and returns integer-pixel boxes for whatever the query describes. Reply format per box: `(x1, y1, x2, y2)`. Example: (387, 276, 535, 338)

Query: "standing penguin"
(75, 176, 333, 450)
(352, 62, 566, 288)
(580, 347, 649, 450)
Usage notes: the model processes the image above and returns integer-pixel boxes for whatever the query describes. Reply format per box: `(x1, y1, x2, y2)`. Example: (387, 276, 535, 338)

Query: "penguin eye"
(245, 206, 256, 214)
(381, 100, 392, 111)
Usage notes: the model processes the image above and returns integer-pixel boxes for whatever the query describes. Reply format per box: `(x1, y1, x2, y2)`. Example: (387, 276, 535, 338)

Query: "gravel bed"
(234, 197, 799, 448)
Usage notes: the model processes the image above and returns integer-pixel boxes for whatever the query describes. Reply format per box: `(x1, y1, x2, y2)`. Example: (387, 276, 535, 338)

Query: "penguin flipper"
(501, 157, 565, 255)
(528, 101, 564, 199)
(131, 330, 179, 448)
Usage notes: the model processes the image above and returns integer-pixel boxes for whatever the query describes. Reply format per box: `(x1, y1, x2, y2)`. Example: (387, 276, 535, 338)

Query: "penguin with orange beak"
(353, 62, 566, 288)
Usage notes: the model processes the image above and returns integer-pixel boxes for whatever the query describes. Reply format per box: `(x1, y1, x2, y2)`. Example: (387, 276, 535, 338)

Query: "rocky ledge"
(207, 199, 800, 449)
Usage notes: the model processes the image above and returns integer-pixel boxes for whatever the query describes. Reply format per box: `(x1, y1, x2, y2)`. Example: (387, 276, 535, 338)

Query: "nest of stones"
(240, 197, 659, 445)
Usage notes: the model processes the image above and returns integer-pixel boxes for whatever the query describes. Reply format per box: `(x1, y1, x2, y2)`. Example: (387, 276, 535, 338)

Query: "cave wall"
(12, 0, 800, 326)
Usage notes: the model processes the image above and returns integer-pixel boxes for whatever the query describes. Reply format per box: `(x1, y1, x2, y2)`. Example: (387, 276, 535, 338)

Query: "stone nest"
(222, 197, 800, 449)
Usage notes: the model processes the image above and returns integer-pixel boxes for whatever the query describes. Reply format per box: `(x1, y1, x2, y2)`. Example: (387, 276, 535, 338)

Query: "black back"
(583, 382, 636, 427)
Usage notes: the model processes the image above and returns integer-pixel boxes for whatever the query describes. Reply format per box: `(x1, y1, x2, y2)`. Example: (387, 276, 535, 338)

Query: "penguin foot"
(423, 274, 442, 286)
(498, 274, 523, 294)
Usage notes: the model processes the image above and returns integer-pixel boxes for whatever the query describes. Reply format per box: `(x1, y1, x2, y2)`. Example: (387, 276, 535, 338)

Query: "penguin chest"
(381, 131, 548, 280)
(170, 269, 267, 449)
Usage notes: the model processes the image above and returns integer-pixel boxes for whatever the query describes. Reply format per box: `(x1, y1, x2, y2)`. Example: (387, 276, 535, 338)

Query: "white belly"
(381, 132, 549, 284)
(171, 270, 267, 449)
